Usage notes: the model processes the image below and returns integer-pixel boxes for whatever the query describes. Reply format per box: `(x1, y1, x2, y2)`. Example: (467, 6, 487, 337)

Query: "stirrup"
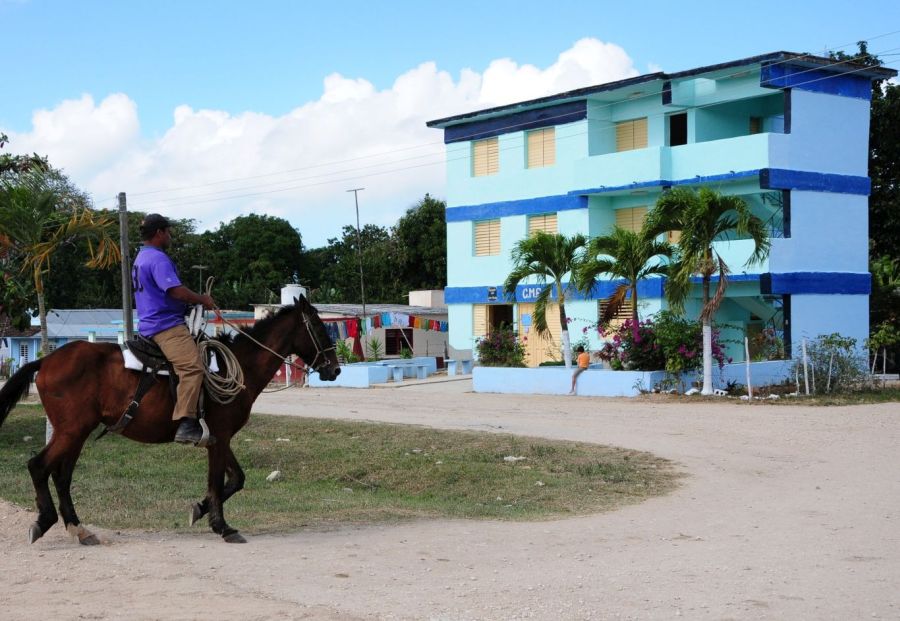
(196, 418, 215, 447)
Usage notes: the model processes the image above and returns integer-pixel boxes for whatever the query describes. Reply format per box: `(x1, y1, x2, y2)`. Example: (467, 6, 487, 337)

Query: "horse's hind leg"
(26, 444, 60, 543)
(51, 433, 100, 545)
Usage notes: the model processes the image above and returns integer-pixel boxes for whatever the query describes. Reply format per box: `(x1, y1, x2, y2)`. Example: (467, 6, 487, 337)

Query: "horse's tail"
(0, 359, 42, 428)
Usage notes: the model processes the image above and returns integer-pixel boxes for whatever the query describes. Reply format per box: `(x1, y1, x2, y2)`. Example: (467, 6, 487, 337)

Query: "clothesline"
(364, 312, 448, 333)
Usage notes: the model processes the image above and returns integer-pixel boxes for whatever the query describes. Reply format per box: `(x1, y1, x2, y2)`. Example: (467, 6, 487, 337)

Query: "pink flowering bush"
(475, 328, 527, 367)
(595, 311, 729, 372)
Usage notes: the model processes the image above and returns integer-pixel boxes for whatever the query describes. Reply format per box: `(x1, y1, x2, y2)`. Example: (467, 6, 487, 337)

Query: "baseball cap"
(139, 213, 171, 239)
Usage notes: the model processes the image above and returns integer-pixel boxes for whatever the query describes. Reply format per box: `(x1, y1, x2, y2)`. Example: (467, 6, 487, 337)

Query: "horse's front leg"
(190, 446, 244, 527)
(206, 443, 246, 544)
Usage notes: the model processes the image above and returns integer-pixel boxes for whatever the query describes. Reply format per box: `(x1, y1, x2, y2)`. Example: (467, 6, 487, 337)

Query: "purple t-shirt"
(132, 246, 186, 337)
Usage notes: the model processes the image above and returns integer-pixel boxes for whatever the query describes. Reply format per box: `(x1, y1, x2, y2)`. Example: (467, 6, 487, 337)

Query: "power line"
(120, 36, 900, 204)
(126, 46, 899, 211)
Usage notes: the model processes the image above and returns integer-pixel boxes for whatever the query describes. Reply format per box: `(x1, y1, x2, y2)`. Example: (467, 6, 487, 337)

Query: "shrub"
(366, 336, 384, 362)
(335, 339, 360, 364)
(475, 328, 527, 367)
(594, 312, 729, 373)
(400, 347, 413, 359)
(794, 333, 869, 394)
(750, 326, 785, 361)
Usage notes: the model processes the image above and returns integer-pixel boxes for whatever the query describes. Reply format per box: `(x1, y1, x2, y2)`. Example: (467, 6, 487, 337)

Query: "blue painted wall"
(436, 55, 881, 363)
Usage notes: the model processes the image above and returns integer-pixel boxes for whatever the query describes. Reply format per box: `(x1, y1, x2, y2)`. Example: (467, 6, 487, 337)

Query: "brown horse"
(0, 295, 340, 544)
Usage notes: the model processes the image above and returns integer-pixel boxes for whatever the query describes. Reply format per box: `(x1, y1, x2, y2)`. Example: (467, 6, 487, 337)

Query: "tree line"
(1, 157, 447, 318)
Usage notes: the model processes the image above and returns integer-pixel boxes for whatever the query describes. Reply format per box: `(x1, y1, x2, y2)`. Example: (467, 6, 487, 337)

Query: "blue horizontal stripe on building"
(445, 279, 666, 304)
(760, 272, 871, 295)
(446, 194, 587, 222)
(447, 273, 868, 304)
(446, 169, 869, 222)
(760, 63, 873, 100)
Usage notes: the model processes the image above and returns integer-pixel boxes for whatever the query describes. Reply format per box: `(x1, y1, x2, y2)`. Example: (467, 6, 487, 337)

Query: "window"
(749, 116, 762, 135)
(669, 113, 687, 146)
(615, 207, 648, 233)
(526, 127, 555, 168)
(472, 137, 499, 176)
(19, 343, 29, 363)
(385, 329, 413, 356)
(598, 298, 633, 328)
(474, 219, 501, 256)
(615, 117, 648, 152)
(528, 213, 558, 236)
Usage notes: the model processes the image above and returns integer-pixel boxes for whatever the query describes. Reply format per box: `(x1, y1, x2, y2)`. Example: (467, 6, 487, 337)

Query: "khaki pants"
(152, 324, 204, 421)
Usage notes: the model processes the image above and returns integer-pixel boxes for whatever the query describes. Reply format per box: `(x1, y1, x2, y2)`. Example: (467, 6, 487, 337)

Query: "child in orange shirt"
(569, 345, 591, 395)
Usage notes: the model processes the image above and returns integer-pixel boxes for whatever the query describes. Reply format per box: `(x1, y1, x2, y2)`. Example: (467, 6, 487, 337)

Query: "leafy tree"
(0, 170, 121, 354)
(199, 214, 303, 309)
(313, 224, 403, 304)
(503, 231, 588, 368)
(831, 42, 900, 260)
(392, 194, 446, 291)
(575, 226, 672, 331)
(644, 187, 770, 395)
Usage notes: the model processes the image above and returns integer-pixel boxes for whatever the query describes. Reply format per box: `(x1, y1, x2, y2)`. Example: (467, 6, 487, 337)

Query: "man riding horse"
(133, 213, 215, 446)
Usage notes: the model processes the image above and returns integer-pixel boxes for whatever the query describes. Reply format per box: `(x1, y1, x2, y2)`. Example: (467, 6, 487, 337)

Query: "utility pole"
(347, 188, 367, 330)
(118, 192, 133, 340)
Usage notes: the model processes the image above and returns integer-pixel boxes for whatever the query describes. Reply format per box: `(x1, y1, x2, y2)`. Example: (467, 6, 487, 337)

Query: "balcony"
(666, 133, 775, 181)
(571, 133, 782, 194)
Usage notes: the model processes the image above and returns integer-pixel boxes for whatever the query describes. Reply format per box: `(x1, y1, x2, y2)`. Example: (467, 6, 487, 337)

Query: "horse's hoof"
(189, 503, 203, 527)
(223, 531, 247, 544)
(28, 523, 42, 544)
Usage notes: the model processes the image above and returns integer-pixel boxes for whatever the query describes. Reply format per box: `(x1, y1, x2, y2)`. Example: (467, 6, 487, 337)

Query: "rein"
(212, 306, 335, 376)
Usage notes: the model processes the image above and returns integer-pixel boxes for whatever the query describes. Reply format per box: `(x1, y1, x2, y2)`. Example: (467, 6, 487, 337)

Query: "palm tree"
(644, 186, 770, 395)
(503, 231, 588, 368)
(0, 171, 121, 355)
(575, 226, 673, 332)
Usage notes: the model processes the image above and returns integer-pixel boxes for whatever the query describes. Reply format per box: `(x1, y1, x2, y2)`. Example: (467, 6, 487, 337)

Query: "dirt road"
(1, 381, 897, 620)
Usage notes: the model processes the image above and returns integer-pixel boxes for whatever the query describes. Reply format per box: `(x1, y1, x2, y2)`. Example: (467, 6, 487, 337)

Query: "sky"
(2, 0, 899, 250)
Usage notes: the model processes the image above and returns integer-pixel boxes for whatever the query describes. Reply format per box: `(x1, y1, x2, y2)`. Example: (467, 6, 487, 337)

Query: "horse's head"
(290, 295, 341, 381)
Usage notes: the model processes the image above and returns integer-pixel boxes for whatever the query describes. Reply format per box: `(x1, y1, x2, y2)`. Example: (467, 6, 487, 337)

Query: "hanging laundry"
(348, 319, 358, 339)
(324, 322, 340, 344)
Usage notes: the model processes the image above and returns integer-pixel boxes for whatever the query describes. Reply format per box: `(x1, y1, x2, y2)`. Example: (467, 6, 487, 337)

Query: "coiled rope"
(196, 278, 245, 404)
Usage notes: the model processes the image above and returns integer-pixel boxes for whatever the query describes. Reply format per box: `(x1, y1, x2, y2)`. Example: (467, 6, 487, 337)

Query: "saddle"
(100, 307, 220, 443)
(96, 336, 179, 439)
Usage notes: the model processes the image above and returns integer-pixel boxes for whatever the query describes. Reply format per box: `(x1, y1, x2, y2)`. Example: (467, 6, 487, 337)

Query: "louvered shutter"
(527, 128, 556, 168)
(615, 207, 648, 233)
(473, 137, 499, 176)
(528, 213, 558, 236)
(615, 118, 648, 152)
(474, 220, 501, 256)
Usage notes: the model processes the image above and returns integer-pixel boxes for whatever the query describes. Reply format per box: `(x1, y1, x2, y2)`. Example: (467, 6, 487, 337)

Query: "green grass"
(0, 405, 679, 534)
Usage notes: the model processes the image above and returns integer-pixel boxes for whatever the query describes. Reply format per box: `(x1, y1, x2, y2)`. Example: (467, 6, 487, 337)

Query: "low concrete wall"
(309, 357, 439, 388)
(473, 365, 668, 397)
(473, 360, 794, 397)
(309, 363, 390, 388)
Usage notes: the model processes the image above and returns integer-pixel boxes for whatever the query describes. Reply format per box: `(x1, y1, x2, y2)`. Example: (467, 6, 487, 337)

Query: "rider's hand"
(199, 294, 216, 310)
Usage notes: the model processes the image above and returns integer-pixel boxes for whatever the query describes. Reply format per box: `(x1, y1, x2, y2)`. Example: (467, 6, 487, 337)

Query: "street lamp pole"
(191, 264, 208, 292)
(346, 188, 366, 328)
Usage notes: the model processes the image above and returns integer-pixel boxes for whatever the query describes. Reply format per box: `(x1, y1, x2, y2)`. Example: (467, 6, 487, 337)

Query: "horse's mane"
(213, 304, 300, 346)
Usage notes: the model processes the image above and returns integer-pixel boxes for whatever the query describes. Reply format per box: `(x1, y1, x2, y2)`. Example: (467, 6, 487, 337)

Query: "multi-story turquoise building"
(427, 52, 896, 366)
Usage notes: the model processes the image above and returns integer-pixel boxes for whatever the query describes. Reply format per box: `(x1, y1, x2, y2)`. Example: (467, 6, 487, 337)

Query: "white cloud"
(2, 38, 640, 248)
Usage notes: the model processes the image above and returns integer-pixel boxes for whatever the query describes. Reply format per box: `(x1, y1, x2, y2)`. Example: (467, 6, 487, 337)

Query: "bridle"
(211, 306, 336, 376)
(300, 309, 336, 374)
